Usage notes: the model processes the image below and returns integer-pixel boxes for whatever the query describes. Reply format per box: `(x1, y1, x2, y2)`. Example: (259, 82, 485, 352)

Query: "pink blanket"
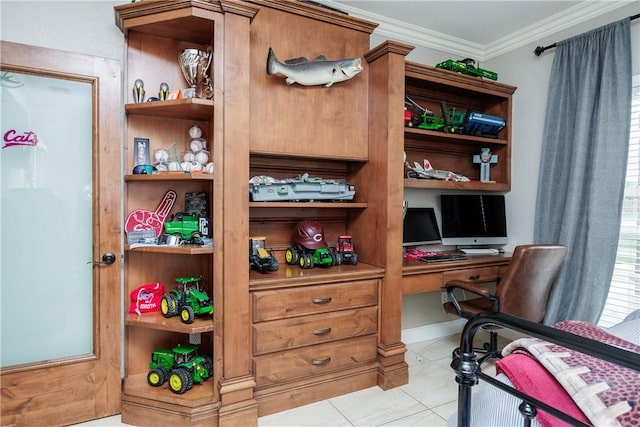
(496, 353, 589, 426)
(497, 321, 640, 427)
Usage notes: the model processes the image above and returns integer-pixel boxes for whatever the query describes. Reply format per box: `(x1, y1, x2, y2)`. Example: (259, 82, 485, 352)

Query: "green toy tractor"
(435, 58, 498, 81)
(285, 220, 337, 269)
(285, 245, 336, 269)
(160, 276, 213, 324)
(147, 343, 213, 394)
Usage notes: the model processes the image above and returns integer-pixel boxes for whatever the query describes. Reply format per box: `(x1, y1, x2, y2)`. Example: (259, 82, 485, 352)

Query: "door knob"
(89, 252, 117, 266)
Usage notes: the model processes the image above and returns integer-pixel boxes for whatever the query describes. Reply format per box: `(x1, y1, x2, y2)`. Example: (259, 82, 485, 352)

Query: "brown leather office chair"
(443, 244, 567, 364)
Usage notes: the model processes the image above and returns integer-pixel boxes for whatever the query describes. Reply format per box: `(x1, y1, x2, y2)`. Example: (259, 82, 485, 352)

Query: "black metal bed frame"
(453, 312, 640, 427)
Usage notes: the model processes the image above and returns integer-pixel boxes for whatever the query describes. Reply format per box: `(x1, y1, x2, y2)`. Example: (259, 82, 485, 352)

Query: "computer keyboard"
(459, 248, 500, 254)
(403, 249, 467, 262)
(419, 253, 467, 263)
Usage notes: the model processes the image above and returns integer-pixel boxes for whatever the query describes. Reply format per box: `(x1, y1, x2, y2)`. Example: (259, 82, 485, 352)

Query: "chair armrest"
(444, 279, 498, 317)
(444, 279, 492, 296)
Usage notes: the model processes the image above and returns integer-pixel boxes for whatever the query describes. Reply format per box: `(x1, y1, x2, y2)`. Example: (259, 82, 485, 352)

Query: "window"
(599, 75, 640, 328)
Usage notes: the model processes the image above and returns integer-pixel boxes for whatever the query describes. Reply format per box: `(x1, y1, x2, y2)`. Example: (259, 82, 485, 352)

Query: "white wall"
(2, 1, 638, 333)
(1, 1, 123, 61)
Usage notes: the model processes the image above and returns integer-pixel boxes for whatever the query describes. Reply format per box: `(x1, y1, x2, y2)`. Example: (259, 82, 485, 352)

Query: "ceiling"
(314, 1, 636, 60)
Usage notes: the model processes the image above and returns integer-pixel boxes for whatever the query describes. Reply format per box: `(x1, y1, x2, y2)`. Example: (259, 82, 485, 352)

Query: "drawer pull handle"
(312, 297, 332, 304)
(467, 274, 480, 280)
(312, 327, 332, 335)
(311, 357, 331, 366)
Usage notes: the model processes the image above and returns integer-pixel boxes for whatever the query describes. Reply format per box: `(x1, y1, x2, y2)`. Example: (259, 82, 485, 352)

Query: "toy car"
(160, 276, 213, 323)
(249, 236, 279, 272)
(147, 343, 212, 394)
(163, 212, 210, 245)
(334, 235, 358, 265)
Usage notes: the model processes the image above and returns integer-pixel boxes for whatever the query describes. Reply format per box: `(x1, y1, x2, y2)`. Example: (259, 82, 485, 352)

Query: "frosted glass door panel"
(1, 71, 93, 367)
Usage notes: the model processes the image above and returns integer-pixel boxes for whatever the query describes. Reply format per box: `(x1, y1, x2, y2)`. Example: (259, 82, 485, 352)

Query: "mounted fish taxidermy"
(266, 47, 363, 88)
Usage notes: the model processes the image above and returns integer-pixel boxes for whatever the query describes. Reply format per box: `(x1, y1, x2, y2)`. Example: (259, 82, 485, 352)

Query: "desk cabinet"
(250, 269, 383, 415)
(402, 254, 511, 295)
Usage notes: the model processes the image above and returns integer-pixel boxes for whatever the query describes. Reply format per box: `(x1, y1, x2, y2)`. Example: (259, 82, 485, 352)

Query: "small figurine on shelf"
(158, 82, 169, 101)
(404, 158, 470, 182)
(473, 148, 498, 182)
(132, 79, 145, 103)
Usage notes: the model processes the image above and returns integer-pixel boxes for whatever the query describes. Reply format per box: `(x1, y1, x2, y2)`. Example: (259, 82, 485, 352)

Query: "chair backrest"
(495, 244, 567, 322)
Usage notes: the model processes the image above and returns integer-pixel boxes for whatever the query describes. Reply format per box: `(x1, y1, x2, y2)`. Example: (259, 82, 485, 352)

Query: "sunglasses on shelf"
(132, 164, 158, 175)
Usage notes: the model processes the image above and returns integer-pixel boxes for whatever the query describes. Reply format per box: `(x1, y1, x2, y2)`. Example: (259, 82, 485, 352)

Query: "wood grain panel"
(248, 5, 371, 159)
(253, 306, 377, 354)
(441, 266, 500, 283)
(402, 272, 443, 294)
(253, 335, 377, 386)
(252, 280, 378, 322)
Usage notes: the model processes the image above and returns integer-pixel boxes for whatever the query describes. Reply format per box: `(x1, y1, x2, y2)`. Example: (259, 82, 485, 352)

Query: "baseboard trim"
(401, 319, 466, 344)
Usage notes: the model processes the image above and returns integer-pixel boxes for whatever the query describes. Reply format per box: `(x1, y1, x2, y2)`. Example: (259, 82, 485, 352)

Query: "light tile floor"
(73, 333, 503, 427)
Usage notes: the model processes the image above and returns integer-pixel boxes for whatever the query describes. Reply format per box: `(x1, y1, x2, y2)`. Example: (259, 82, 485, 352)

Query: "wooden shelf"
(403, 178, 509, 191)
(404, 128, 508, 146)
(123, 372, 217, 407)
(125, 98, 214, 120)
(403, 62, 515, 192)
(125, 312, 214, 333)
(249, 201, 367, 209)
(125, 244, 213, 255)
(125, 173, 213, 182)
(249, 262, 385, 290)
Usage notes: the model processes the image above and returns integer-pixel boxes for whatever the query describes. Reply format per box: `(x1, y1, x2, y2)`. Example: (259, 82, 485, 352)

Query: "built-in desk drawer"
(442, 266, 500, 284)
(252, 280, 378, 322)
(253, 306, 378, 355)
(253, 334, 377, 387)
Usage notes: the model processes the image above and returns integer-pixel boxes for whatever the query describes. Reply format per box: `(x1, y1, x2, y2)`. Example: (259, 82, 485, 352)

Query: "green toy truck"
(147, 343, 213, 394)
(435, 58, 498, 81)
(160, 276, 213, 324)
(285, 246, 336, 269)
(163, 212, 210, 245)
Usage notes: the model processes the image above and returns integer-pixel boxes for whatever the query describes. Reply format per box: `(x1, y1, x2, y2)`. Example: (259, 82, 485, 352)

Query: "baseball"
(168, 161, 181, 171)
(195, 151, 209, 165)
(190, 138, 205, 153)
(154, 149, 169, 164)
(183, 151, 196, 162)
(180, 161, 192, 172)
(189, 126, 203, 139)
(205, 162, 214, 174)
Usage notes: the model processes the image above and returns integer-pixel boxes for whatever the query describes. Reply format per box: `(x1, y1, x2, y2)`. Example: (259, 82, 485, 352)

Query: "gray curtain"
(534, 18, 632, 324)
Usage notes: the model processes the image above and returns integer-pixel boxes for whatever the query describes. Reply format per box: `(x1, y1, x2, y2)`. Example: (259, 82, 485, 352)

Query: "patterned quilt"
(500, 321, 640, 427)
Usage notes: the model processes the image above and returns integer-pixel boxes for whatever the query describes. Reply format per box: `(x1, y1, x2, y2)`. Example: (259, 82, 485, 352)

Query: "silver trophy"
(132, 79, 145, 103)
(178, 47, 213, 99)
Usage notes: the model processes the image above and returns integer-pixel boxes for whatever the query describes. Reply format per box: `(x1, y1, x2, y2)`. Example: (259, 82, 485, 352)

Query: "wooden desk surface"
(402, 252, 511, 295)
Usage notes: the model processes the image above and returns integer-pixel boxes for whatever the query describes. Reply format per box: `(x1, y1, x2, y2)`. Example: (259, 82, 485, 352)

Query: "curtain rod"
(534, 12, 640, 56)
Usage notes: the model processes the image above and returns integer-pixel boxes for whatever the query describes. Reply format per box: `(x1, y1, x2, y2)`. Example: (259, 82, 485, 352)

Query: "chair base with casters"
(443, 244, 568, 365)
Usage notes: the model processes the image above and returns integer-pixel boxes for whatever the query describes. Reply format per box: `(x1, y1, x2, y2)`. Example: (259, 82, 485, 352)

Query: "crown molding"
(484, 1, 635, 59)
(316, 1, 634, 61)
